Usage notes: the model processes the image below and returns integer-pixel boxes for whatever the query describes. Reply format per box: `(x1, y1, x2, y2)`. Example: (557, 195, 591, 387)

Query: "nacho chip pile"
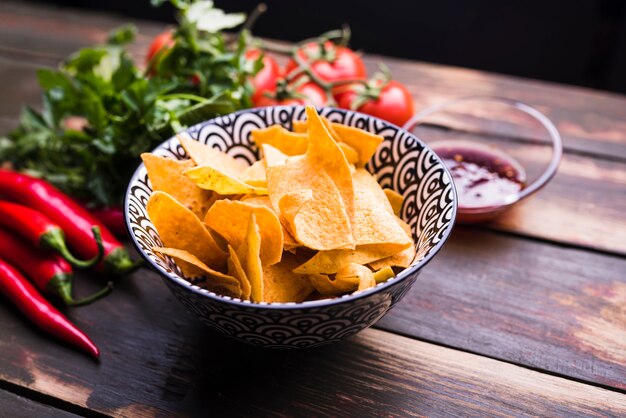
(144, 106, 416, 303)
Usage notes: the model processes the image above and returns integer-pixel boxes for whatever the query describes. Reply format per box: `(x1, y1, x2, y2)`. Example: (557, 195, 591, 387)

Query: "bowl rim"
(124, 105, 458, 310)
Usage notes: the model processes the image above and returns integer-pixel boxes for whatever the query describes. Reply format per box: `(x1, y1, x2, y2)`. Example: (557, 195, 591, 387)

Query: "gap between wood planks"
(0, 379, 107, 418)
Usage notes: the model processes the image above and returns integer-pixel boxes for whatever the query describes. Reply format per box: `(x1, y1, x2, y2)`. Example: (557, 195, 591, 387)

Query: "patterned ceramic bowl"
(125, 106, 456, 349)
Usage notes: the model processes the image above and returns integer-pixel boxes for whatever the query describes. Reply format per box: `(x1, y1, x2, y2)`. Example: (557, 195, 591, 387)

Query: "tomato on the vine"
(337, 80, 414, 127)
(245, 49, 282, 106)
(254, 80, 327, 107)
(146, 30, 175, 65)
(284, 42, 366, 90)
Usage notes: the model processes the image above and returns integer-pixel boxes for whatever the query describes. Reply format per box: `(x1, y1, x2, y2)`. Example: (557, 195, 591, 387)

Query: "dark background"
(29, 0, 626, 94)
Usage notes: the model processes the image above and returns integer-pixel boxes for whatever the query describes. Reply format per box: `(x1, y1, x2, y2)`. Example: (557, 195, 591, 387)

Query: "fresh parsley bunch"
(0, 1, 259, 207)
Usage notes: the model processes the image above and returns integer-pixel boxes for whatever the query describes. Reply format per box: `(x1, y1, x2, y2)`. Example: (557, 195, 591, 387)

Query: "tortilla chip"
(384, 188, 404, 217)
(309, 273, 359, 296)
(227, 245, 252, 300)
(238, 161, 267, 187)
(292, 120, 306, 133)
(251, 125, 307, 156)
(141, 153, 213, 219)
(236, 213, 263, 303)
(178, 134, 247, 175)
(369, 218, 416, 270)
(263, 253, 314, 303)
(293, 244, 392, 275)
(352, 169, 412, 248)
(262, 144, 290, 168)
(266, 107, 355, 250)
(240, 195, 300, 251)
(205, 200, 283, 266)
(153, 247, 241, 297)
(373, 266, 395, 283)
(306, 106, 356, 230)
(338, 142, 359, 165)
(272, 166, 353, 250)
(147, 191, 227, 274)
(336, 264, 376, 292)
(331, 122, 384, 166)
(185, 165, 268, 195)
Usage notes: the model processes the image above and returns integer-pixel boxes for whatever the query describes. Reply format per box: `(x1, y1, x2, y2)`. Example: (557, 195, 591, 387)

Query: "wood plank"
(0, 266, 624, 417)
(416, 126, 626, 256)
(1, 1, 626, 160)
(0, 388, 80, 418)
(377, 226, 626, 391)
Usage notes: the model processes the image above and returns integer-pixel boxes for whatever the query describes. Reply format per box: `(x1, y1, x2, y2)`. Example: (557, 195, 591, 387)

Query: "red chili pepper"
(0, 258, 100, 359)
(88, 206, 127, 238)
(0, 201, 104, 269)
(0, 170, 142, 276)
(0, 227, 112, 306)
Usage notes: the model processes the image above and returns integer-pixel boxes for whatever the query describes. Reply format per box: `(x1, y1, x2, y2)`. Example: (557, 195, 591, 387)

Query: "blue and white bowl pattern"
(125, 106, 456, 349)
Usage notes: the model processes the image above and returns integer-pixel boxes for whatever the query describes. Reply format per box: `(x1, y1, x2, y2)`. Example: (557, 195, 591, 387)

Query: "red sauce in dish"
(433, 142, 526, 210)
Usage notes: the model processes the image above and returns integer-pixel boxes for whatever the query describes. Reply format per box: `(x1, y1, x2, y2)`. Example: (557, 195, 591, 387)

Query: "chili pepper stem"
(47, 274, 114, 307)
(41, 226, 105, 269)
(104, 247, 145, 276)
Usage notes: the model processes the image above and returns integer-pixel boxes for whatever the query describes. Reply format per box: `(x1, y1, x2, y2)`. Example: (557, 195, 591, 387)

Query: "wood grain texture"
(0, 266, 624, 417)
(0, 389, 79, 418)
(1, 1, 626, 160)
(377, 226, 626, 391)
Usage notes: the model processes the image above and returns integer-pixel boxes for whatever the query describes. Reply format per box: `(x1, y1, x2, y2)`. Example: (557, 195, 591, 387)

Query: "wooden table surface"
(1, 2, 625, 417)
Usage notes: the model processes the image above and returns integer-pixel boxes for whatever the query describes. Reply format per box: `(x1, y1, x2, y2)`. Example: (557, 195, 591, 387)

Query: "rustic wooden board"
(378, 226, 626, 391)
(0, 268, 624, 417)
(1, 1, 626, 160)
(0, 389, 79, 418)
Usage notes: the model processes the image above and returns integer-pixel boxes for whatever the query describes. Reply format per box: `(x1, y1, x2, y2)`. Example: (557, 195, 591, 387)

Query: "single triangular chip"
(240, 195, 300, 250)
(205, 200, 283, 266)
(153, 247, 241, 298)
(306, 106, 356, 230)
(185, 165, 268, 195)
(336, 264, 376, 292)
(373, 266, 395, 283)
(292, 119, 306, 133)
(147, 191, 227, 273)
(338, 142, 359, 165)
(331, 122, 384, 167)
(141, 153, 213, 219)
(236, 213, 263, 303)
(383, 188, 404, 217)
(178, 134, 247, 175)
(309, 273, 359, 296)
(238, 160, 267, 187)
(352, 169, 412, 249)
(369, 218, 416, 270)
(227, 245, 252, 300)
(262, 253, 314, 303)
(262, 144, 290, 168)
(251, 125, 307, 156)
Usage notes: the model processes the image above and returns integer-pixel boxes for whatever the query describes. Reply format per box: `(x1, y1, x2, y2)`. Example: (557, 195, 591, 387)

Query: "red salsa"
(433, 141, 526, 210)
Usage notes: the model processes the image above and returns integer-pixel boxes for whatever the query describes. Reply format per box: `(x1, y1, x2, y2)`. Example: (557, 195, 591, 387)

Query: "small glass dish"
(403, 95, 562, 223)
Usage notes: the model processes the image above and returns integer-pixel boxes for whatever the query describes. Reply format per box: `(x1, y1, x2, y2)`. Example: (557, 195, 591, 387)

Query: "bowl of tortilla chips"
(125, 105, 456, 349)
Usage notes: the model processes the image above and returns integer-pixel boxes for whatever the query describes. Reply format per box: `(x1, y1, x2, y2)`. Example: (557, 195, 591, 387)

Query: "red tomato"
(337, 80, 414, 127)
(146, 31, 175, 64)
(254, 81, 327, 107)
(246, 49, 282, 106)
(284, 42, 366, 88)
